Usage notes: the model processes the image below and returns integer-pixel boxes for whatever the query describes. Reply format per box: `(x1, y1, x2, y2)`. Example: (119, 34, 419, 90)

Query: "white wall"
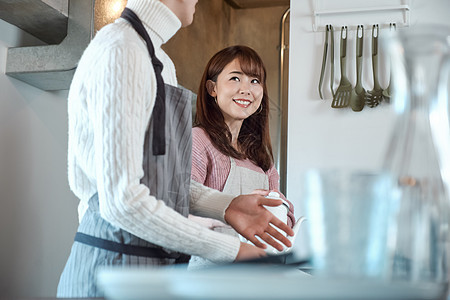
(287, 0, 450, 210)
(0, 19, 79, 297)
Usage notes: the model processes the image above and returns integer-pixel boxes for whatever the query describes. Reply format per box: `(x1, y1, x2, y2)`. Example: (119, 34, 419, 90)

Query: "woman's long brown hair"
(194, 45, 273, 171)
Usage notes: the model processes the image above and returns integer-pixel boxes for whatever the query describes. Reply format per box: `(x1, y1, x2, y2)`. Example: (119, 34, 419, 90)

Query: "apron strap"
(120, 8, 166, 156)
(77, 193, 191, 262)
(74, 232, 189, 262)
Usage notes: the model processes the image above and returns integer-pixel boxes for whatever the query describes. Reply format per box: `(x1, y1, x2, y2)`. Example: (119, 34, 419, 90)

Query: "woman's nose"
(239, 81, 251, 95)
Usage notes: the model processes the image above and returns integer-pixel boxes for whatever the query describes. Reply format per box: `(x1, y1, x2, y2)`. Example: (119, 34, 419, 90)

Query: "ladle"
(350, 25, 366, 112)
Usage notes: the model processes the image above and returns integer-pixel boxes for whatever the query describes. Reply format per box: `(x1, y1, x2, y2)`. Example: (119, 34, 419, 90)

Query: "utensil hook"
(340, 26, 348, 59)
(356, 25, 364, 58)
(372, 24, 379, 56)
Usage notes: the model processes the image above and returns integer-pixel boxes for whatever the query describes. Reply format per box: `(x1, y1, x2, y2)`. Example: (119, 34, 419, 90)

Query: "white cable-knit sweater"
(67, 0, 240, 263)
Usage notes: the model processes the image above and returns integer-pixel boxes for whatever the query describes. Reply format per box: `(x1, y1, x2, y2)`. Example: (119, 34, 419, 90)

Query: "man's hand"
(224, 194, 294, 251)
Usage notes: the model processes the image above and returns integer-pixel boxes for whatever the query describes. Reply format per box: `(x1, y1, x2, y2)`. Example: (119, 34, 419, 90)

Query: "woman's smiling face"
(207, 58, 264, 127)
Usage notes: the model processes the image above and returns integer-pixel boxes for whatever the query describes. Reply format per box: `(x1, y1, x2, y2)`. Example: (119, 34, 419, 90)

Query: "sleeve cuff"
(190, 180, 235, 223)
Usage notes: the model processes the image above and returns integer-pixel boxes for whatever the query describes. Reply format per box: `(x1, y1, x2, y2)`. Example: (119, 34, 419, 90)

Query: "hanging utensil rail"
(312, 3, 410, 31)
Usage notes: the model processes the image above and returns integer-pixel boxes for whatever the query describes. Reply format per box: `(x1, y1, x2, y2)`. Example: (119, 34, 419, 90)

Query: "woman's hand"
(234, 242, 266, 262)
(224, 194, 294, 251)
(249, 189, 270, 196)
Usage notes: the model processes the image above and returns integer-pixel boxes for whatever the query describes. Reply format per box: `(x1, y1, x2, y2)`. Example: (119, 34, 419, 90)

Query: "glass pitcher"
(382, 24, 450, 286)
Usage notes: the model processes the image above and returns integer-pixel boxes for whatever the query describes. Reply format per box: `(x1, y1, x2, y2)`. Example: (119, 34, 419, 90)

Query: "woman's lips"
(233, 98, 252, 108)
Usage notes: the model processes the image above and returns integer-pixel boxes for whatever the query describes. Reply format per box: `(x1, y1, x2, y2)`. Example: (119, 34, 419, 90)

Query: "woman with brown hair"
(189, 45, 295, 267)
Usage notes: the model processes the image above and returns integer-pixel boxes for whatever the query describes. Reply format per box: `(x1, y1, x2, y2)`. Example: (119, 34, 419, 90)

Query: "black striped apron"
(57, 8, 193, 298)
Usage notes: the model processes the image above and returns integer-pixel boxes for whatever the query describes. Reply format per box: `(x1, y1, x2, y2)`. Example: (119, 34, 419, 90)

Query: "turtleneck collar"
(125, 0, 181, 47)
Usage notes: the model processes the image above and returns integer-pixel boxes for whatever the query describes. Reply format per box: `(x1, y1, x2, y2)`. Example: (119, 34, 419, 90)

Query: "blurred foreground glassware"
(382, 24, 450, 285)
(299, 170, 398, 279)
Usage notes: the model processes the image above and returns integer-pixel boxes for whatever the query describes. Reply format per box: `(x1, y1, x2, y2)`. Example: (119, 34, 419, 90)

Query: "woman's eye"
(230, 76, 240, 81)
(251, 78, 261, 84)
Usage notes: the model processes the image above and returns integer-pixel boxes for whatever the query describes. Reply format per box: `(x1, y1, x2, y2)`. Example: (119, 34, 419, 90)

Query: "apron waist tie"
(74, 232, 190, 262)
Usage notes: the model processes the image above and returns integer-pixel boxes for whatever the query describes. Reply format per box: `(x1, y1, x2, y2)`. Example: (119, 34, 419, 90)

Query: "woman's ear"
(206, 80, 217, 97)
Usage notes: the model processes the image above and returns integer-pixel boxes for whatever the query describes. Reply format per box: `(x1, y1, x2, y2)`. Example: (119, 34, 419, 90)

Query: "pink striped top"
(191, 127, 295, 227)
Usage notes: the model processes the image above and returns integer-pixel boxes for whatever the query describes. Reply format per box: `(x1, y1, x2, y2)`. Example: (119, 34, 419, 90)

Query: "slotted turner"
(331, 26, 351, 108)
(365, 24, 384, 107)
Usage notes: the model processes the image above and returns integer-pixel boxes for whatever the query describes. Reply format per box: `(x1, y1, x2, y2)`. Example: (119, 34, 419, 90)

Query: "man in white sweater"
(57, 0, 293, 297)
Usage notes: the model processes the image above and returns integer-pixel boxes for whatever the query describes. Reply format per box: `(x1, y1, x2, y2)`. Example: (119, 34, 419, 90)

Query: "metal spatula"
(331, 26, 351, 108)
(365, 24, 384, 108)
